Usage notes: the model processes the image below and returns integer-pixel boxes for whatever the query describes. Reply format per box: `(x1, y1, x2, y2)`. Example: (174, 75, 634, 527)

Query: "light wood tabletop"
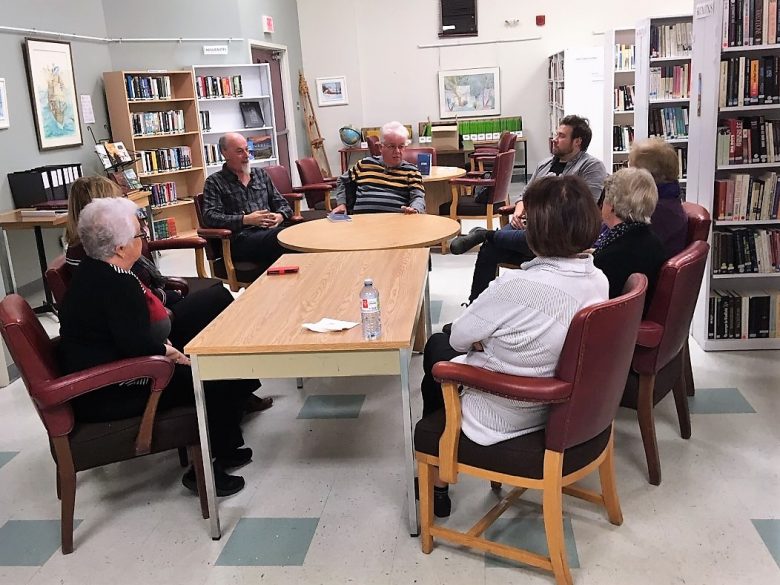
(277, 213, 461, 253)
(422, 166, 466, 183)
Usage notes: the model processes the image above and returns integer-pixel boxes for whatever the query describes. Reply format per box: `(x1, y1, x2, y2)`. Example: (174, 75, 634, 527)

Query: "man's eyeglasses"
(134, 232, 148, 241)
(381, 143, 406, 151)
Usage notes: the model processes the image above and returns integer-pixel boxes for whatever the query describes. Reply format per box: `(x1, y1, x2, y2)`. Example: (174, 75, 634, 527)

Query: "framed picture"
(0, 79, 9, 129)
(315, 76, 348, 106)
(438, 67, 500, 119)
(23, 38, 83, 150)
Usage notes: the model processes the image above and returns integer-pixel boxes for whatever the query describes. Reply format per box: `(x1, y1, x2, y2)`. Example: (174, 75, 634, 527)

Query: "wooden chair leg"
(598, 430, 623, 526)
(672, 362, 692, 440)
(683, 339, 695, 396)
(189, 445, 209, 520)
(178, 447, 189, 468)
(52, 437, 75, 554)
(418, 460, 435, 554)
(637, 373, 662, 486)
(490, 481, 502, 491)
(56, 468, 61, 500)
(542, 451, 573, 585)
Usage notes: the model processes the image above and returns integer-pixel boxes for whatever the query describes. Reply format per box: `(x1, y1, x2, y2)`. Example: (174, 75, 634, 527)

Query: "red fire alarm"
(536, 15, 546, 27)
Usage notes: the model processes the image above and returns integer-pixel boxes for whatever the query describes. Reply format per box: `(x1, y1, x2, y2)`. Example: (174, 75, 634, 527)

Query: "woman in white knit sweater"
(420, 175, 609, 517)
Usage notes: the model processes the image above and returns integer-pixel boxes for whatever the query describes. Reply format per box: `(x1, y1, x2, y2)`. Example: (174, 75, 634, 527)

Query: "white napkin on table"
(303, 318, 360, 333)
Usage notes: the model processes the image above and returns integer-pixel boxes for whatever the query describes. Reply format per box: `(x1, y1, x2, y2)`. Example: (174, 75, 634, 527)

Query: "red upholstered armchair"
(415, 274, 647, 585)
(366, 135, 381, 157)
(403, 147, 438, 167)
(0, 294, 208, 554)
(467, 131, 517, 175)
(621, 240, 709, 485)
(265, 164, 328, 221)
(295, 157, 339, 212)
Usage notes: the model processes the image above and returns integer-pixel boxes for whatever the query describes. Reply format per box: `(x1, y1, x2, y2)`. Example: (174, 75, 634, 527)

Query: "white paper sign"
(202, 45, 229, 55)
(694, 0, 714, 18)
(79, 95, 95, 124)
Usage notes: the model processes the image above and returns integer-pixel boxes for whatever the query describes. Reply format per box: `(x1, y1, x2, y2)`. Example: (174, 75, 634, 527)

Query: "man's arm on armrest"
(201, 177, 244, 232)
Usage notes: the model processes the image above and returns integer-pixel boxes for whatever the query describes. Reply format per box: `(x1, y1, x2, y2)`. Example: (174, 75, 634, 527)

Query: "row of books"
(204, 143, 226, 166)
(675, 145, 689, 179)
(648, 106, 689, 140)
(722, 0, 780, 47)
(612, 160, 630, 173)
(131, 110, 185, 137)
(716, 117, 780, 165)
(199, 111, 212, 132)
(548, 53, 564, 81)
(649, 22, 692, 58)
(153, 218, 178, 240)
(714, 172, 780, 220)
(148, 182, 178, 207)
(613, 85, 635, 111)
(614, 44, 635, 71)
(613, 125, 635, 152)
(719, 56, 779, 108)
(649, 64, 691, 100)
(712, 228, 780, 273)
(137, 147, 193, 175)
(125, 75, 173, 101)
(195, 75, 244, 99)
(707, 291, 780, 339)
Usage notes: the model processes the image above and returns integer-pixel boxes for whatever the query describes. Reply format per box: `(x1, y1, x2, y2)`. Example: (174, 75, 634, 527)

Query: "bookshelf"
(193, 64, 278, 176)
(548, 51, 565, 144)
(603, 28, 636, 172)
(688, 2, 780, 351)
(103, 70, 204, 238)
(635, 15, 693, 195)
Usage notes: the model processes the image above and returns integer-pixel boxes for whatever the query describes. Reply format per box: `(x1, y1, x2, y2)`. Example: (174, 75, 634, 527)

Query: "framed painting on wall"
(315, 76, 348, 106)
(438, 67, 500, 119)
(23, 38, 83, 150)
(0, 79, 9, 129)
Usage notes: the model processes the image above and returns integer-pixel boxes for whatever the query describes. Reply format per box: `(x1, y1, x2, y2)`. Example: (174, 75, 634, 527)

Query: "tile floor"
(0, 221, 778, 584)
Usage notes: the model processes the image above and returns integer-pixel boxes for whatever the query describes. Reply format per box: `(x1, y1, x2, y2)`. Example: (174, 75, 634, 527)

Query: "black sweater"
(58, 256, 166, 375)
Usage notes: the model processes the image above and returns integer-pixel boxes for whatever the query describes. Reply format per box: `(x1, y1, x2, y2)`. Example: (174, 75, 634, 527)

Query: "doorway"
(251, 45, 292, 172)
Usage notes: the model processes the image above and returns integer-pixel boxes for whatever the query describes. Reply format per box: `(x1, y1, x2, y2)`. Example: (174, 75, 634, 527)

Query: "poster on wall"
(315, 76, 348, 106)
(0, 78, 9, 129)
(438, 67, 500, 119)
(23, 38, 83, 150)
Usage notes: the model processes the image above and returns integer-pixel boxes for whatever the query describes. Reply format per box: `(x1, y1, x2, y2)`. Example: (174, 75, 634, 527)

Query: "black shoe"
(245, 395, 273, 414)
(434, 486, 451, 518)
(182, 463, 245, 497)
(216, 447, 253, 470)
(442, 323, 452, 335)
(450, 227, 488, 255)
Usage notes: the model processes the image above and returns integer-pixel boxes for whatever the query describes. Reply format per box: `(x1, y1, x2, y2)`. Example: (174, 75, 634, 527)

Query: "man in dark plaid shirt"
(202, 133, 293, 267)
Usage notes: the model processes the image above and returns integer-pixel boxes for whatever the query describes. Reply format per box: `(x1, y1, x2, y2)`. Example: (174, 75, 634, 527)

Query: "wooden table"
(423, 166, 467, 213)
(185, 249, 430, 538)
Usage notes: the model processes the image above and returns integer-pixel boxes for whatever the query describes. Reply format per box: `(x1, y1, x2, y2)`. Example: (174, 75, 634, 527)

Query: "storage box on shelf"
(603, 28, 636, 172)
(103, 70, 204, 239)
(635, 15, 693, 193)
(688, 1, 780, 351)
(193, 64, 278, 176)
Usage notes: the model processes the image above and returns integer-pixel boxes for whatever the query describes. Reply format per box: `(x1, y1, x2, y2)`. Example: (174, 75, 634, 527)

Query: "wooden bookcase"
(103, 70, 204, 238)
(193, 63, 278, 177)
(603, 28, 636, 172)
(688, 1, 780, 351)
(635, 15, 693, 195)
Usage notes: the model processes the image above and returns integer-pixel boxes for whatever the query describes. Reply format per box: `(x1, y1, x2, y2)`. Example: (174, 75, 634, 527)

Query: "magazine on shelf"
(239, 101, 265, 128)
(95, 141, 133, 169)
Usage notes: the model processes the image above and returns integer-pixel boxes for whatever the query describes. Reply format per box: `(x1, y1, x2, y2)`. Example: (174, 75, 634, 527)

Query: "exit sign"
(262, 15, 275, 33)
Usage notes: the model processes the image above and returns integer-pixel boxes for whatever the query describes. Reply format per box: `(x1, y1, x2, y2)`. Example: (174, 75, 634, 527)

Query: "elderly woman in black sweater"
(58, 197, 255, 496)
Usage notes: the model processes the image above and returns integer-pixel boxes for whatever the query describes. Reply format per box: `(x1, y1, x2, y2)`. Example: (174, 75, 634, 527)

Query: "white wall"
(297, 0, 693, 173)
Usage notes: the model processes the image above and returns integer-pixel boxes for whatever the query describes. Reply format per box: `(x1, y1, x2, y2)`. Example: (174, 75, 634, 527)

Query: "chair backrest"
(634, 240, 710, 374)
(545, 274, 648, 452)
(192, 193, 224, 263)
(403, 146, 438, 167)
(0, 294, 73, 437)
(295, 158, 329, 208)
(487, 149, 516, 204)
(45, 255, 72, 308)
(366, 135, 381, 157)
(497, 131, 517, 153)
(265, 164, 294, 194)
(682, 201, 711, 244)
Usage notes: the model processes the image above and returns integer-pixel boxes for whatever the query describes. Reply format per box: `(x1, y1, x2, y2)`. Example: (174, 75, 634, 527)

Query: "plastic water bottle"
(360, 278, 382, 340)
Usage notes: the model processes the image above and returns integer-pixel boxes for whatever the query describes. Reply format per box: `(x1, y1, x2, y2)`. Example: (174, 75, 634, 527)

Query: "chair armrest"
(164, 277, 189, 296)
(148, 237, 207, 252)
(635, 321, 664, 349)
(498, 205, 515, 216)
(432, 362, 572, 403)
(37, 356, 175, 409)
(282, 192, 304, 201)
(285, 215, 305, 225)
(197, 227, 232, 240)
(323, 177, 339, 184)
(296, 182, 334, 192)
(466, 170, 490, 177)
(469, 148, 498, 158)
(450, 177, 496, 187)
(470, 153, 498, 162)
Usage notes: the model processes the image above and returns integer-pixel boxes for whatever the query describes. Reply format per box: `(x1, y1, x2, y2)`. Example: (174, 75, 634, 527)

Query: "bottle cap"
(364, 278, 373, 286)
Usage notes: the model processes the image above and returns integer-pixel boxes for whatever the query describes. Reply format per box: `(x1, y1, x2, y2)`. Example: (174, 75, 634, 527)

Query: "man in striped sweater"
(331, 121, 426, 214)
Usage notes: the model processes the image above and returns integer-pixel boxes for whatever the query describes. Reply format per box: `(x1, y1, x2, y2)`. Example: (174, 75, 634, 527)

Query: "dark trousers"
(168, 285, 234, 351)
(469, 224, 535, 302)
(231, 226, 287, 266)
(421, 333, 465, 417)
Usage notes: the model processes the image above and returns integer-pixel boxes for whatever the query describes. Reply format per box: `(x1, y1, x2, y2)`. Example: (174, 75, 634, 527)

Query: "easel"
(298, 72, 332, 177)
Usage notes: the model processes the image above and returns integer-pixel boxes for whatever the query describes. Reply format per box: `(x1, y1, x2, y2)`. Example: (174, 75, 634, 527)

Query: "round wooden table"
(277, 213, 461, 253)
(423, 166, 466, 213)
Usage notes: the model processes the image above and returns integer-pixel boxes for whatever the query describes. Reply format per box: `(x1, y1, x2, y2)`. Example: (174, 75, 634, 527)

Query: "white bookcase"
(688, 1, 780, 351)
(603, 28, 636, 172)
(548, 51, 565, 143)
(635, 15, 693, 193)
(193, 63, 278, 177)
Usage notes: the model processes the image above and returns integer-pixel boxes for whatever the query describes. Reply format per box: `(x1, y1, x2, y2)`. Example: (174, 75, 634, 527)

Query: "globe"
(339, 126, 362, 147)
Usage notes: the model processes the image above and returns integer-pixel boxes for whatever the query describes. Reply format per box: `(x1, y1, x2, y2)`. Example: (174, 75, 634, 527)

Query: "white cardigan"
(449, 254, 609, 446)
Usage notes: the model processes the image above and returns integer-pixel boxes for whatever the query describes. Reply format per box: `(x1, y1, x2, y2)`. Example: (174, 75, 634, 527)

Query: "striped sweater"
(334, 156, 426, 213)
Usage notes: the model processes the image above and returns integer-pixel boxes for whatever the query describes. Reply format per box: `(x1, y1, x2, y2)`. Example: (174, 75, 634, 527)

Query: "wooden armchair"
(0, 294, 208, 554)
(415, 275, 647, 585)
(265, 164, 328, 221)
(403, 147, 437, 167)
(468, 131, 517, 175)
(296, 157, 339, 212)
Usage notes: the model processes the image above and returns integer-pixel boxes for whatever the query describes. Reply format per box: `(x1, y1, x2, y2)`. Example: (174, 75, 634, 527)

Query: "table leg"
(399, 347, 419, 536)
(0, 228, 18, 294)
(190, 357, 221, 539)
(424, 271, 432, 341)
(33, 227, 56, 315)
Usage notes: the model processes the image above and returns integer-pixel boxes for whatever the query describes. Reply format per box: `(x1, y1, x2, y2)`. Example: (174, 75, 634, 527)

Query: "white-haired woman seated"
(57, 197, 255, 496)
(593, 167, 666, 313)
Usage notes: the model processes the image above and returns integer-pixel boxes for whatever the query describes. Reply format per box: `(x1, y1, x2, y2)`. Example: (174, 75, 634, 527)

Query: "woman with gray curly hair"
(57, 197, 255, 497)
(593, 167, 666, 312)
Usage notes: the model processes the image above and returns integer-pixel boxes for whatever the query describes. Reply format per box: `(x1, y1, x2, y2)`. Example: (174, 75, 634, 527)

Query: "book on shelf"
(131, 110, 185, 136)
(18, 209, 66, 218)
(649, 64, 691, 99)
(124, 75, 172, 100)
(714, 172, 780, 220)
(153, 217, 178, 239)
(195, 75, 244, 99)
(203, 143, 225, 166)
(722, 0, 780, 47)
(649, 106, 689, 139)
(199, 110, 211, 132)
(719, 56, 779, 107)
(149, 181, 178, 206)
(239, 101, 265, 128)
(123, 169, 143, 190)
(95, 141, 133, 170)
(136, 146, 192, 174)
(613, 125, 635, 151)
(650, 22, 692, 58)
(711, 227, 780, 273)
(708, 290, 780, 339)
(247, 135, 273, 160)
(716, 117, 780, 165)
(615, 43, 636, 70)
(614, 85, 635, 111)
